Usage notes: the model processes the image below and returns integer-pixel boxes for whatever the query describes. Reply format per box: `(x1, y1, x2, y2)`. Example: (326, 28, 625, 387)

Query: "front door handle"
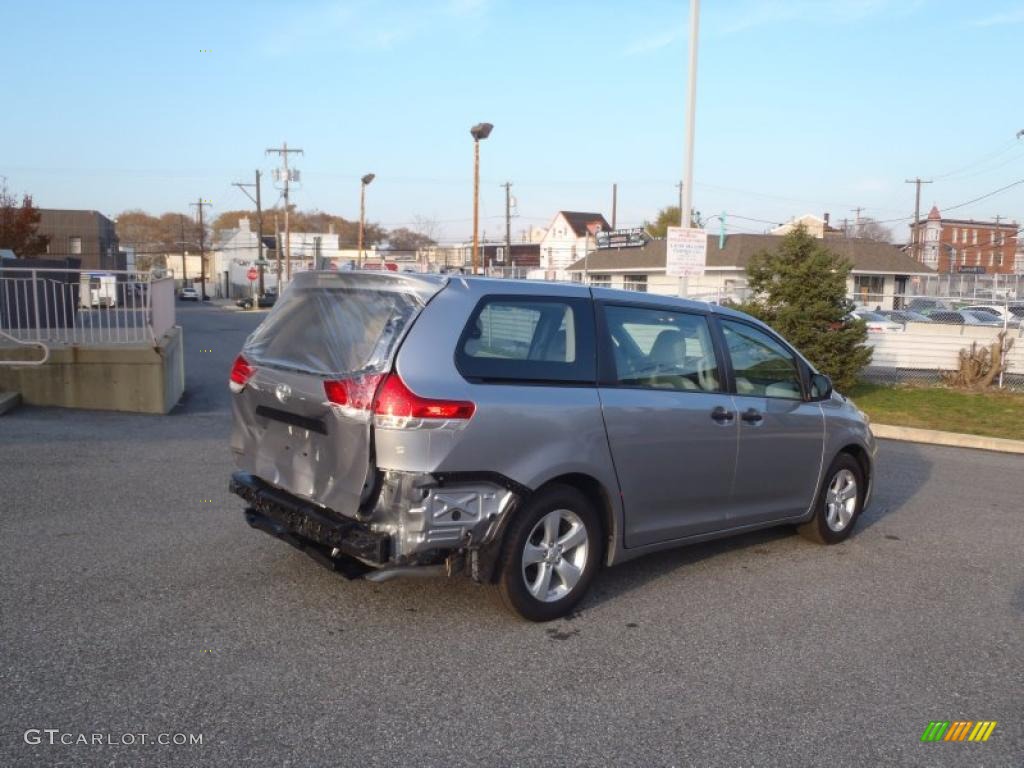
(710, 406, 735, 424)
(741, 408, 763, 424)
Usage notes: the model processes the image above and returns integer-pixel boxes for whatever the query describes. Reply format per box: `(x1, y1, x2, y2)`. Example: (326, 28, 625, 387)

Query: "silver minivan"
(230, 272, 875, 621)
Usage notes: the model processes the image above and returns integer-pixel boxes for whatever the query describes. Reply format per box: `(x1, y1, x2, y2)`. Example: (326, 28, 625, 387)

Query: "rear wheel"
(494, 485, 602, 622)
(798, 453, 864, 544)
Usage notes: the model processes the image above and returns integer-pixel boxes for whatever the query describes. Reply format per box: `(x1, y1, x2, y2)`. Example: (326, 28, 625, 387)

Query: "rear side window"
(456, 296, 595, 383)
(244, 286, 421, 375)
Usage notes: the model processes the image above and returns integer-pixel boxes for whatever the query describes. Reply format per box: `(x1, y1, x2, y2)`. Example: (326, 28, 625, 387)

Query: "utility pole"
(679, 0, 700, 299)
(502, 181, 513, 270)
(850, 206, 863, 237)
(233, 170, 265, 295)
(179, 214, 187, 284)
(676, 181, 685, 225)
(273, 214, 281, 283)
(905, 177, 932, 262)
(266, 142, 303, 283)
(189, 198, 211, 300)
(611, 183, 618, 230)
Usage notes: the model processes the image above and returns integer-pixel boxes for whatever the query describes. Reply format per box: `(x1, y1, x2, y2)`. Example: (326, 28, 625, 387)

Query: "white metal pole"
(680, 0, 700, 298)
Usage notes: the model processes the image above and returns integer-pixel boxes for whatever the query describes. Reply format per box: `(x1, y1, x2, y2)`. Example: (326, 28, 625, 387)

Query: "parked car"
(879, 310, 933, 325)
(927, 310, 1004, 327)
(959, 305, 1022, 328)
(236, 289, 278, 310)
(907, 297, 952, 313)
(229, 272, 876, 621)
(849, 310, 903, 333)
(179, 286, 199, 301)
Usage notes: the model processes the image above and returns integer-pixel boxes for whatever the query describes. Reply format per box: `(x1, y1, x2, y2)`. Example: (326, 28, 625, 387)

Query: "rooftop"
(566, 233, 935, 275)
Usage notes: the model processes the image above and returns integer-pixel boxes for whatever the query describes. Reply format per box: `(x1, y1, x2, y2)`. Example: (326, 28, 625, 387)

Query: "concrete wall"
(0, 326, 184, 414)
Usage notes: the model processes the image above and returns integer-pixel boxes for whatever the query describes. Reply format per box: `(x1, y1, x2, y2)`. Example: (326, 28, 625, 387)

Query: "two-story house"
(537, 211, 611, 275)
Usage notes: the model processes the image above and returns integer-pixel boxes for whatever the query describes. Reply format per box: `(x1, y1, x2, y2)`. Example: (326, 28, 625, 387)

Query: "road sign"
(957, 265, 986, 274)
(247, 267, 259, 282)
(665, 227, 707, 278)
(595, 228, 646, 249)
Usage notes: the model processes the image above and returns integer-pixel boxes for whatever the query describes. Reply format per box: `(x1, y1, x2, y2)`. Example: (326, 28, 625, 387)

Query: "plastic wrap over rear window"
(243, 284, 422, 376)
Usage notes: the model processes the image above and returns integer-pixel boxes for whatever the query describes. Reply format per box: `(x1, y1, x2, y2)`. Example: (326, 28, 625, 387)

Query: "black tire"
(494, 484, 603, 622)
(798, 453, 865, 545)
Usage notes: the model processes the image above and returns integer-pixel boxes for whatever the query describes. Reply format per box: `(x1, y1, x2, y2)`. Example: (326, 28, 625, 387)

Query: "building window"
(588, 273, 611, 288)
(495, 247, 505, 264)
(972, 229, 978, 244)
(623, 274, 648, 292)
(951, 228, 957, 243)
(994, 251, 1003, 267)
(69, 236, 82, 255)
(853, 275, 885, 305)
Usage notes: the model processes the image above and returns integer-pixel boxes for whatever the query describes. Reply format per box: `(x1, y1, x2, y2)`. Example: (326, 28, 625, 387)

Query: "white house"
(566, 233, 934, 309)
(771, 214, 841, 239)
(536, 211, 611, 276)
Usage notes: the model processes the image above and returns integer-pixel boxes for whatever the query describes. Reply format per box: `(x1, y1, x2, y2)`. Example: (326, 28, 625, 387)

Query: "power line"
(942, 178, 1024, 213)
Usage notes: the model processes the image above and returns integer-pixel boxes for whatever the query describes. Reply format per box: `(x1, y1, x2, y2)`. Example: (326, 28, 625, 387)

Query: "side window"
(721, 320, 803, 400)
(456, 296, 595, 383)
(603, 305, 721, 392)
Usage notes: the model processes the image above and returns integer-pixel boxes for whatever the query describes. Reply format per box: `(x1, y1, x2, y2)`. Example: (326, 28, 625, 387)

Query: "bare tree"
(410, 215, 440, 244)
(851, 217, 893, 243)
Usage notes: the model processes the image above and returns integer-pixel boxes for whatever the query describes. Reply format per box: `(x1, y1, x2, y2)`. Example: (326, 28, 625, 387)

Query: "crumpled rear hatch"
(230, 271, 445, 517)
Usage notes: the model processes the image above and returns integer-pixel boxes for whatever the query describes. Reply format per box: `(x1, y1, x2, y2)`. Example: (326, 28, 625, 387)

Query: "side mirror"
(809, 373, 833, 401)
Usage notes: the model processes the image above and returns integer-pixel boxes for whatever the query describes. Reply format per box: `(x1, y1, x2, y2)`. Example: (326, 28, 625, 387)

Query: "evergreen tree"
(739, 225, 871, 391)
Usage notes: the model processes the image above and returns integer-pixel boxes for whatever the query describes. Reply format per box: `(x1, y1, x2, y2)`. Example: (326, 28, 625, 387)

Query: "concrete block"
(0, 391, 21, 416)
(0, 327, 184, 414)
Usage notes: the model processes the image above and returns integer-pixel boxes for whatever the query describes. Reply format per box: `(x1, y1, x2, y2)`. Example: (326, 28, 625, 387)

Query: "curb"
(0, 391, 22, 416)
(872, 423, 1024, 455)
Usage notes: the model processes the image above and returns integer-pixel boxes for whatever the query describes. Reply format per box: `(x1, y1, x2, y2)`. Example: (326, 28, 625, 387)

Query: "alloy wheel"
(521, 509, 589, 603)
(825, 468, 858, 532)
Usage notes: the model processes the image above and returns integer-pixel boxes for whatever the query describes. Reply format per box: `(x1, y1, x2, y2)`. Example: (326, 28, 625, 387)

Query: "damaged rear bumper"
(230, 472, 390, 573)
(229, 470, 525, 582)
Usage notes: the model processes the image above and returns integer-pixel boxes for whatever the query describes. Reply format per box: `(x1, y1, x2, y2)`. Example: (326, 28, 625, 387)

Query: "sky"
(3, 0, 1024, 244)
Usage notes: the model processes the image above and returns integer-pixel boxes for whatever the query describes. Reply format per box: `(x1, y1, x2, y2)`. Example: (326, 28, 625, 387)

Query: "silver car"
(229, 272, 876, 621)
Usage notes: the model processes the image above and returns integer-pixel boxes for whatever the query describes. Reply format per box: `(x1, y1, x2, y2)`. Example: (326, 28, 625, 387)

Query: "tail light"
(323, 373, 384, 419)
(373, 372, 475, 429)
(229, 354, 255, 393)
(323, 371, 474, 429)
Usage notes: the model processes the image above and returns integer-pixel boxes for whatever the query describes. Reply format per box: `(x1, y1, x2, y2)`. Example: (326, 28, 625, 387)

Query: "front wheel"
(494, 485, 602, 622)
(798, 453, 865, 544)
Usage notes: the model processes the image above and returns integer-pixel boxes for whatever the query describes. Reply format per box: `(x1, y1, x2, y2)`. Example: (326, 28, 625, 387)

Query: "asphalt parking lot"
(2, 303, 1022, 767)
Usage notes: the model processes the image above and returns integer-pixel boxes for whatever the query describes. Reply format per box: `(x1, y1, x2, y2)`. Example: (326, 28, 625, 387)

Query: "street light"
(358, 173, 375, 268)
(470, 122, 494, 275)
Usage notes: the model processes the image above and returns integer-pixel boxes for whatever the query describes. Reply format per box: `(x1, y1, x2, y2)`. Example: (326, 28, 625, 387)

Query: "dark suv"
(229, 272, 875, 620)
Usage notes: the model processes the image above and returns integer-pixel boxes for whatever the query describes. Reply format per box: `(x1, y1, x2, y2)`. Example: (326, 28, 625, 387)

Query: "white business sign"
(665, 227, 707, 278)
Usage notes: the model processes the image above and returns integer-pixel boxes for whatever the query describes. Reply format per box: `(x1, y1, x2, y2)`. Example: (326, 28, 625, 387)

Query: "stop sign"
(247, 267, 259, 282)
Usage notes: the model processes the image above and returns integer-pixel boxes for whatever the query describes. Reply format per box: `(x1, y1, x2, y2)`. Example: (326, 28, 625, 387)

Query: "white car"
(959, 305, 1022, 328)
(180, 287, 199, 301)
(850, 310, 903, 333)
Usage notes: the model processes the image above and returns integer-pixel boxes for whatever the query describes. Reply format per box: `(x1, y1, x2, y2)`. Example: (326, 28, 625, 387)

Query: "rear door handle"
(741, 408, 763, 424)
(710, 406, 735, 424)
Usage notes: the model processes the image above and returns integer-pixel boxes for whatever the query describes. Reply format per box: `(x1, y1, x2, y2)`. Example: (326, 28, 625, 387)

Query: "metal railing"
(0, 267, 176, 348)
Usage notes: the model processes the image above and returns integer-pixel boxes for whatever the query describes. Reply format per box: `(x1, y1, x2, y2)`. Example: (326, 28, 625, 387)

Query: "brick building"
(913, 206, 1018, 274)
